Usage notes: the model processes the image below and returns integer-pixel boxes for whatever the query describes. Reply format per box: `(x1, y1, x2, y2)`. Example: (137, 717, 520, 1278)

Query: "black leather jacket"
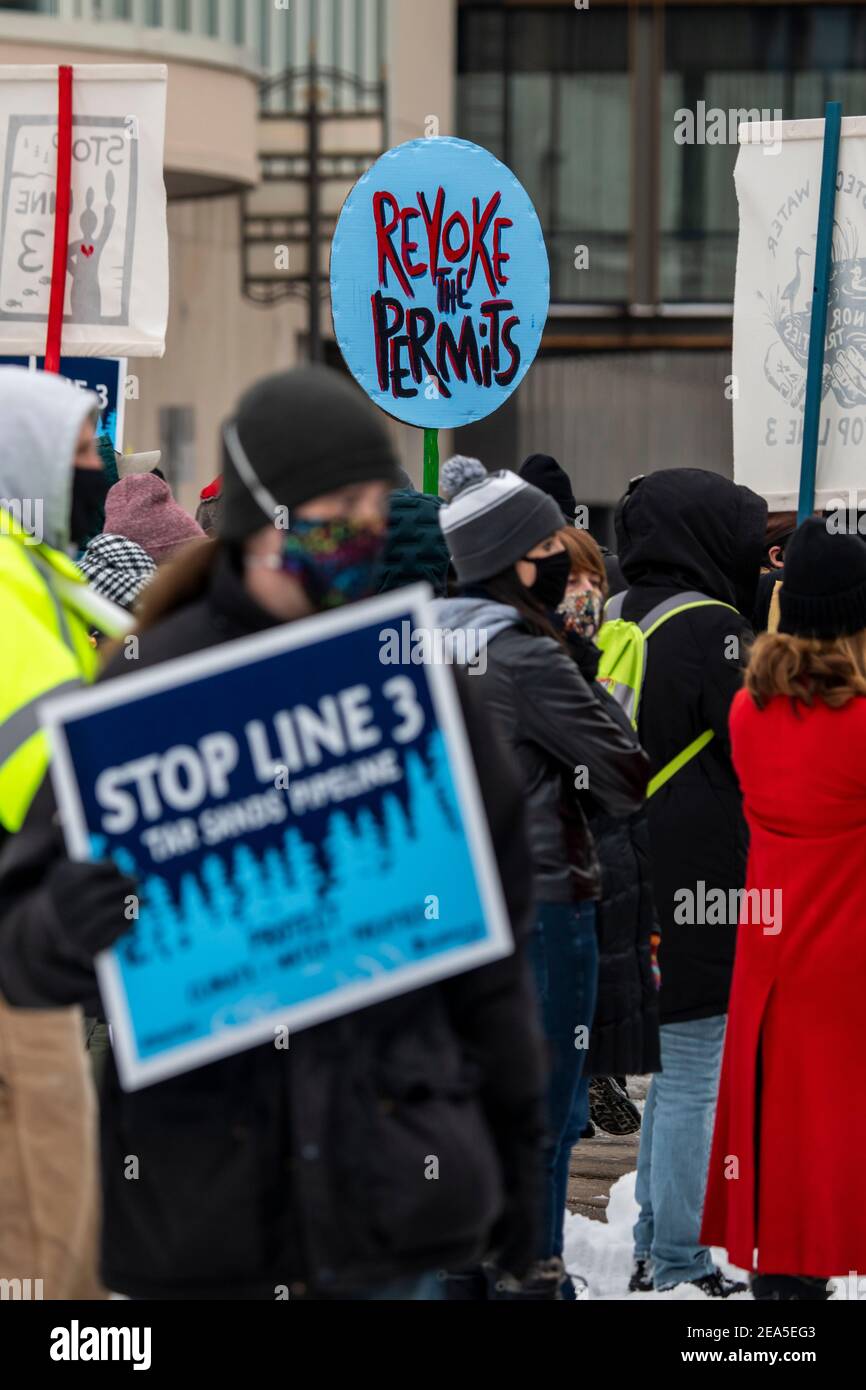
(479, 626, 650, 902)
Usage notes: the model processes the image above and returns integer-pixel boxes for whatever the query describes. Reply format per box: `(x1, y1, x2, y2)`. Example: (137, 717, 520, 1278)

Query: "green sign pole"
(423, 428, 440, 495)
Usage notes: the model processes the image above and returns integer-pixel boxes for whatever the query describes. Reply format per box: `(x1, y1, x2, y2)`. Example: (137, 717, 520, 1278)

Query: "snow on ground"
(563, 1169, 752, 1300)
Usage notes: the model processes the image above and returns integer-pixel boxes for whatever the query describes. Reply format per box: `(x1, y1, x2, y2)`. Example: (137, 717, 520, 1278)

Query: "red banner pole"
(44, 64, 73, 374)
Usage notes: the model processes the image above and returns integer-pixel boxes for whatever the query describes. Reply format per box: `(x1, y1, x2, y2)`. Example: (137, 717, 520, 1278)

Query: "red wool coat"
(701, 687, 866, 1277)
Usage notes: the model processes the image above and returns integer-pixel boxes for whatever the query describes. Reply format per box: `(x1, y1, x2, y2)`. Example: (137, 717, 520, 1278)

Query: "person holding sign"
(0, 364, 547, 1301)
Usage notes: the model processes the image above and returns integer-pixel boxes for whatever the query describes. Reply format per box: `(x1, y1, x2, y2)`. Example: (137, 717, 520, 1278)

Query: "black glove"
(45, 858, 139, 959)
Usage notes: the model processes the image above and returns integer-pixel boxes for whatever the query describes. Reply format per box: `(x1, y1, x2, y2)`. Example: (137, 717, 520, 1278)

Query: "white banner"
(0, 65, 168, 358)
(733, 115, 866, 512)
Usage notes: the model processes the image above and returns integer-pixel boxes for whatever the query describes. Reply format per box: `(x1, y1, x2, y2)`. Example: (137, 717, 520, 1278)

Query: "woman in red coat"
(701, 518, 866, 1300)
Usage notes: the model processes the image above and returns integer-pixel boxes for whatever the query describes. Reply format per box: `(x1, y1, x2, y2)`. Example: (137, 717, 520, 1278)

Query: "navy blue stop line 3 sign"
(330, 136, 550, 430)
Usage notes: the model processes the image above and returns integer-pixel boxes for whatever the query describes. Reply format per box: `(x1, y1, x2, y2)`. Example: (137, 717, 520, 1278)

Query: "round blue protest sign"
(330, 137, 549, 430)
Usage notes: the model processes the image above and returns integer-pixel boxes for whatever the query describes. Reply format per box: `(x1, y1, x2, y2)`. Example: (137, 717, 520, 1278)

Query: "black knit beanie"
(778, 517, 866, 639)
(220, 364, 400, 540)
(519, 453, 577, 524)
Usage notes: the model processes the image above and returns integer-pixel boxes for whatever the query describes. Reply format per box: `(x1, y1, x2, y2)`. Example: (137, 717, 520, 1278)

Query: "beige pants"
(0, 995, 105, 1299)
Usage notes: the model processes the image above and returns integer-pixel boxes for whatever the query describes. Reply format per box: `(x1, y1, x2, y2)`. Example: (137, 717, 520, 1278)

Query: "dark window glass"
(459, 4, 631, 304)
(662, 5, 866, 302)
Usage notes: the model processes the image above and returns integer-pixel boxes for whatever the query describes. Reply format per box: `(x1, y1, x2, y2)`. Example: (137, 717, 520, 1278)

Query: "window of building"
(460, 1, 866, 309)
(662, 4, 866, 302)
(459, 2, 631, 305)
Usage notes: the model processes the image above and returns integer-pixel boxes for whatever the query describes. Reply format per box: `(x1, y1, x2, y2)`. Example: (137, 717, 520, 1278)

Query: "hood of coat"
(428, 595, 521, 643)
(0, 367, 99, 553)
(615, 468, 768, 612)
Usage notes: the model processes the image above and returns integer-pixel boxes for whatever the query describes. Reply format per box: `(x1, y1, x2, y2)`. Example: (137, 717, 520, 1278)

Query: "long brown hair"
(558, 526, 609, 599)
(745, 628, 866, 709)
(477, 566, 566, 645)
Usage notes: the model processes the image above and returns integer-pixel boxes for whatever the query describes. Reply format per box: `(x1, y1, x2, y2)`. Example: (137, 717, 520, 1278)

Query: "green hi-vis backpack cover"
(596, 590, 738, 798)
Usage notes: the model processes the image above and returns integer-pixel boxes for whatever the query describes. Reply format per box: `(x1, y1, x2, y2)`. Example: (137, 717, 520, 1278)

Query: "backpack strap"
(603, 591, 739, 797)
(648, 729, 714, 797)
(639, 591, 738, 636)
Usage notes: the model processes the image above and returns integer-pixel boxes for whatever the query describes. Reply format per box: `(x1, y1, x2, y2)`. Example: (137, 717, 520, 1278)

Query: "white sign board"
(734, 115, 866, 512)
(0, 65, 168, 357)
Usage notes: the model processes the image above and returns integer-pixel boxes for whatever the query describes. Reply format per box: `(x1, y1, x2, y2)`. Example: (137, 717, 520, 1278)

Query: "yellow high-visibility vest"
(0, 508, 129, 833)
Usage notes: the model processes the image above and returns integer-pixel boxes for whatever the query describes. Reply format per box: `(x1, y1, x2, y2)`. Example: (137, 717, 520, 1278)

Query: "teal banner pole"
(797, 101, 843, 525)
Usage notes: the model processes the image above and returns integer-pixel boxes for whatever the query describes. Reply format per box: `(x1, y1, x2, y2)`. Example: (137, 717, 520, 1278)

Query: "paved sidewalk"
(566, 1076, 648, 1222)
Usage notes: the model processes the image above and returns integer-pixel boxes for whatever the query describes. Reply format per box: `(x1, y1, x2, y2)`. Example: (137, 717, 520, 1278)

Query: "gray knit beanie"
(438, 459, 564, 584)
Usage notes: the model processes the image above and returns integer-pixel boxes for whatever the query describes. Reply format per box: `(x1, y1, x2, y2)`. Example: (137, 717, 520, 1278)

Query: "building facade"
(455, 0, 866, 541)
(3, 0, 865, 530)
(0, 0, 453, 507)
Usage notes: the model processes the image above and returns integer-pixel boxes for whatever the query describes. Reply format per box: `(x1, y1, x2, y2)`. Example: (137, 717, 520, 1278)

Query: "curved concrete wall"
(0, 12, 260, 195)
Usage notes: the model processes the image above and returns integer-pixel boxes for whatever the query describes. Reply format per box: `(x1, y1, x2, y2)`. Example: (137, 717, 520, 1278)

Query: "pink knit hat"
(103, 473, 206, 565)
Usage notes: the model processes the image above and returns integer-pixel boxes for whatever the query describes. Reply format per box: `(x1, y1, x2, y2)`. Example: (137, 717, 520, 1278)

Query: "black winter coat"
(473, 624, 649, 903)
(562, 631, 660, 1077)
(0, 551, 547, 1299)
(615, 469, 767, 1025)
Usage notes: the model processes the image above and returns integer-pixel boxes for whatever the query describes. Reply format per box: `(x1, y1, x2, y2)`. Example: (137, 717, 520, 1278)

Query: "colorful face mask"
(280, 517, 386, 609)
(558, 586, 603, 639)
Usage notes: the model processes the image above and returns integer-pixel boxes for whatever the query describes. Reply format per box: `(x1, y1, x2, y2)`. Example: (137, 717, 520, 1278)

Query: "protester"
(552, 526, 660, 1180)
(0, 366, 133, 1301)
(610, 468, 766, 1297)
(195, 476, 222, 537)
(702, 519, 866, 1300)
(0, 364, 547, 1302)
(377, 469, 450, 597)
(432, 457, 648, 1298)
(104, 471, 206, 566)
(752, 510, 797, 633)
(519, 452, 625, 596)
(78, 533, 158, 613)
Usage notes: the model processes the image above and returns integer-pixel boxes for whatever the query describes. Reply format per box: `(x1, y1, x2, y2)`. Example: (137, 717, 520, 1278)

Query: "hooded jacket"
(0, 368, 132, 1303)
(0, 368, 130, 840)
(614, 469, 767, 1024)
(431, 595, 650, 903)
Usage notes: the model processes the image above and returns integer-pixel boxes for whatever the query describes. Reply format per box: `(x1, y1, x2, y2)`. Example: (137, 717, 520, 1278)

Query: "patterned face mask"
(280, 517, 386, 610)
(558, 586, 603, 639)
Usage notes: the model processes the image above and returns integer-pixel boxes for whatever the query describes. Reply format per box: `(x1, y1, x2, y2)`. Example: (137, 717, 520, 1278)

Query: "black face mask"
(69, 467, 110, 551)
(527, 548, 571, 609)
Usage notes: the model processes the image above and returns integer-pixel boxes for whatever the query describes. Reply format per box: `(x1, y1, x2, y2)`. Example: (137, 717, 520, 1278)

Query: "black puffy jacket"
(561, 630, 660, 1077)
(438, 612, 650, 903)
(0, 550, 547, 1299)
(615, 468, 767, 1025)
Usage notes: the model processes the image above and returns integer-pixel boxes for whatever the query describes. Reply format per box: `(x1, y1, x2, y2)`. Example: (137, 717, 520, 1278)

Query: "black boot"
(628, 1256, 654, 1292)
(484, 1257, 565, 1301)
(589, 1076, 642, 1136)
(751, 1274, 830, 1301)
(684, 1270, 748, 1298)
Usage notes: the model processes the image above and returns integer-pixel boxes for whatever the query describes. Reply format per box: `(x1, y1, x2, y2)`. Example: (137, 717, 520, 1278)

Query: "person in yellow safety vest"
(0, 366, 132, 842)
(0, 366, 133, 1300)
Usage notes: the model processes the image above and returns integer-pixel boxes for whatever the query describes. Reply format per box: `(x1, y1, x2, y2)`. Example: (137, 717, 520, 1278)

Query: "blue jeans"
(633, 1014, 726, 1290)
(528, 900, 598, 1262)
